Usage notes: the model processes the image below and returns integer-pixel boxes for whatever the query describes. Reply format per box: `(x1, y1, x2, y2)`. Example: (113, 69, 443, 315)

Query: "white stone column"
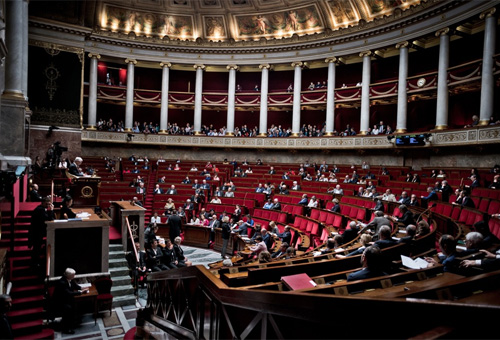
(325, 57, 337, 135)
(291, 61, 305, 136)
(159, 62, 171, 133)
(479, 8, 497, 126)
(258, 64, 271, 136)
(396, 42, 409, 133)
(226, 65, 238, 135)
(87, 53, 100, 129)
(193, 64, 205, 134)
(124, 59, 137, 132)
(359, 51, 372, 135)
(435, 28, 449, 130)
(22, 0, 28, 99)
(3, 0, 24, 99)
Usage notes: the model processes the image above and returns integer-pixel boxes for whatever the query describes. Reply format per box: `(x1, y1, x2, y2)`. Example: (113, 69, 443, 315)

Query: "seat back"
(95, 277, 113, 294)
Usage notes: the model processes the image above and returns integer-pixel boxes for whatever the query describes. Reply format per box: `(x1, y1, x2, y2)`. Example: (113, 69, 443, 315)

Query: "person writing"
(52, 268, 89, 334)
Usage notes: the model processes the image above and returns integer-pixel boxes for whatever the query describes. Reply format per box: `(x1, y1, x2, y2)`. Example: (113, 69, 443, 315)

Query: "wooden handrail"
(45, 244, 51, 278)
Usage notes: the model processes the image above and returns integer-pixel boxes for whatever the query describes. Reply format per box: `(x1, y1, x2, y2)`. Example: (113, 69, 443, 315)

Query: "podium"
(46, 208, 111, 278)
(70, 176, 101, 207)
(109, 201, 145, 252)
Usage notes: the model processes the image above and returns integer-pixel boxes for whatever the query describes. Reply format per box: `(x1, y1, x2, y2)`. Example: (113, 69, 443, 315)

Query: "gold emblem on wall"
(81, 186, 94, 198)
(44, 63, 60, 101)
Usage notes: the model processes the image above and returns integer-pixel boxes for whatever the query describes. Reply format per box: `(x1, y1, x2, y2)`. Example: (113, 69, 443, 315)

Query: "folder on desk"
(281, 273, 317, 291)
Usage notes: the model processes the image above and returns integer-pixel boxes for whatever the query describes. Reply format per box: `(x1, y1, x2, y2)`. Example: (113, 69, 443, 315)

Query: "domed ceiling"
(32, 0, 424, 43)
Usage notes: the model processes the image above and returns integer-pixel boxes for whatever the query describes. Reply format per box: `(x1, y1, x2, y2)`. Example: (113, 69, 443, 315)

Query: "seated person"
(425, 234, 461, 274)
(162, 239, 179, 269)
(337, 234, 372, 258)
(60, 195, 76, 219)
(347, 246, 387, 282)
(146, 239, 169, 272)
(249, 235, 267, 257)
(52, 268, 89, 334)
(373, 225, 397, 249)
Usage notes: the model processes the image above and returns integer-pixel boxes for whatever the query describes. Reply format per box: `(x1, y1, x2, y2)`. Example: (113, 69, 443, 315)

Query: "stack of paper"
(401, 255, 429, 269)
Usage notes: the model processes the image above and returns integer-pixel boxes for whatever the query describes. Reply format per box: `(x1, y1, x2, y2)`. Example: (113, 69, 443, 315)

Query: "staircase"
(1, 208, 54, 340)
(143, 169, 157, 225)
(108, 243, 137, 307)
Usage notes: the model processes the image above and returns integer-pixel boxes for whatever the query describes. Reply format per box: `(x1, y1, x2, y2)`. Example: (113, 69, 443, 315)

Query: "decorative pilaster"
(226, 65, 239, 136)
(124, 58, 137, 132)
(87, 53, 101, 130)
(258, 63, 271, 136)
(359, 51, 372, 135)
(396, 42, 409, 133)
(159, 62, 171, 134)
(193, 64, 205, 134)
(479, 8, 496, 126)
(3, 0, 25, 100)
(435, 28, 449, 130)
(291, 61, 306, 136)
(324, 57, 337, 135)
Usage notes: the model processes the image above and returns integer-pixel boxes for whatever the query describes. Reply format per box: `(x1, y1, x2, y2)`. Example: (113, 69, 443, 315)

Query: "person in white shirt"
(151, 212, 162, 224)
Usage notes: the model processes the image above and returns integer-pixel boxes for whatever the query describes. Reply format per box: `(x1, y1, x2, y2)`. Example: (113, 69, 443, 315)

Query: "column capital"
(395, 41, 409, 49)
(193, 64, 206, 70)
(88, 53, 101, 59)
(324, 57, 338, 64)
(125, 58, 137, 65)
(435, 27, 449, 37)
(480, 7, 496, 19)
(160, 62, 172, 68)
(226, 64, 239, 71)
(259, 63, 272, 70)
(291, 61, 307, 68)
(359, 51, 372, 58)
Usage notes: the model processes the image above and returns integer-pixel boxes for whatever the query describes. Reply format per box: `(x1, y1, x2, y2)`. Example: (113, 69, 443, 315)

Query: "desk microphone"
(416, 203, 437, 223)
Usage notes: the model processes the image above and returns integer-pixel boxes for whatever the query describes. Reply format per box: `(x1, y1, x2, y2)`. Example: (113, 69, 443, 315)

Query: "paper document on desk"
(77, 212, 91, 218)
(401, 255, 428, 269)
(53, 219, 68, 223)
(79, 283, 91, 289)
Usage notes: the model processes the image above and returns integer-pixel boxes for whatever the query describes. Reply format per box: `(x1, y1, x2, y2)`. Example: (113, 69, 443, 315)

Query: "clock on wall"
(417, 77, 426, 87)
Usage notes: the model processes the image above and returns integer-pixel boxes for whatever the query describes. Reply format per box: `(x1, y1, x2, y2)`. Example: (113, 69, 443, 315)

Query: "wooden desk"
(46, 209, 111, 277)
(74, 284, 98, 323)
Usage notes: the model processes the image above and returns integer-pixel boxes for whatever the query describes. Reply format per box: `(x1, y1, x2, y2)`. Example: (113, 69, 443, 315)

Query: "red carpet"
(109, 225, 122, 240)
(124, 327, 137, 340)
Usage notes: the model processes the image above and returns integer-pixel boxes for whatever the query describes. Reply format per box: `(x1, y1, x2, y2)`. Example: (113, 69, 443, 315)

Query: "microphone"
(416, 203, 437, 223)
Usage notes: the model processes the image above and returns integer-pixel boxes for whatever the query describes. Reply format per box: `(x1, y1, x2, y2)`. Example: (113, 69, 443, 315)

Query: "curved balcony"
(82, 125, 500, 150)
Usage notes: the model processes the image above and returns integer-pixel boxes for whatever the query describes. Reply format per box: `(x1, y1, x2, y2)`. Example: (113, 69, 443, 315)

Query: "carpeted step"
(11, 295, 44, 310)
(10, 284, 44, 296)
(7, 307, 44, 323)
(11, 319, 43, 337)
(14, 327, 54, 340)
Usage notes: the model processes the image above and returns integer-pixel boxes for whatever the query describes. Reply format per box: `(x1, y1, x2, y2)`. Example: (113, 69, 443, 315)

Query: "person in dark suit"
(268, 166, 276, 175)
(275, 225, 292, 245)
(126, 242, 148, 289)
(29, 197, 55, 270)
(30, 184, 43, 202)
(438, 180, 453, 203)
(220, 216, 232, 259)
(298, 194, 308, 205)
(373, 197, 385, 212)
(146, 240, 169, 272)
(173, 236, 192, 267)
(0, 294, 13, 340)
(272, 243, 289, 258)
(60, 195, 76, 219)
(347, 246, 387, 282)
(166, 185, 178, 195)
(131, 196, 143, 207)
(330, 198, 341, 213)
(68, 157, 84, 176)
(167, 210, 182, 243)
(373, 225, 397, 249)
(397, 191, 411, 205)
(153, 184, 164, 194)
(162, 239, 179, 269)
(52, 268, 89, 334)
(270, 198, 281, 210)
(390, 204, 415, 227)
(342, 221, 360, 245)
(398, 224, 417, 244)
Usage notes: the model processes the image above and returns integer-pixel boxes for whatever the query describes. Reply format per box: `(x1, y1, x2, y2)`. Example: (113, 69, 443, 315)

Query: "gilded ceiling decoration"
(95, 0, 422, 42)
